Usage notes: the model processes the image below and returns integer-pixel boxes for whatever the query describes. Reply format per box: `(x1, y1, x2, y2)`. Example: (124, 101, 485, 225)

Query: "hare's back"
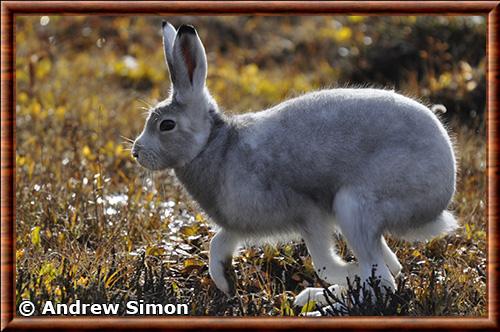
(238, 88, 454, 189)
(250, 88, 449, 152)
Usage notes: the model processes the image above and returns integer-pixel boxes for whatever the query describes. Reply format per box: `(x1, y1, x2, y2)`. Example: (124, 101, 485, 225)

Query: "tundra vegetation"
(15, 16, 486, 316)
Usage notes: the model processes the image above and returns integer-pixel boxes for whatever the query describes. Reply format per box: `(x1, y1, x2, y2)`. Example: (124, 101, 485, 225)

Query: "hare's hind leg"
(294, 220, 356, 307)
(301, 223, 358, 285)
(334, 188, 396, 291)
(381, 236, 402, 277)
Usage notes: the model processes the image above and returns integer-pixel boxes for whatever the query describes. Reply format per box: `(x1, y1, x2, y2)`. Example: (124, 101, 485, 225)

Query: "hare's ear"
(162, 20, 177, 83)
(171, 24, 207, 100)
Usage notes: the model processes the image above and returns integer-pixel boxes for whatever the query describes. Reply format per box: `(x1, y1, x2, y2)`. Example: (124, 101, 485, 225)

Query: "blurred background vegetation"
(15, 16, 486, 316)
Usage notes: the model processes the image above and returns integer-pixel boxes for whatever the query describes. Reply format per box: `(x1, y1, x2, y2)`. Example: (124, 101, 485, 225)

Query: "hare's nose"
(131, 146, 140, 159)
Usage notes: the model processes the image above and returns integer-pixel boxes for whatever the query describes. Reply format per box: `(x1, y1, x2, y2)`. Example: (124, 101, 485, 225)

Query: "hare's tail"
(397, 210, 458, 242)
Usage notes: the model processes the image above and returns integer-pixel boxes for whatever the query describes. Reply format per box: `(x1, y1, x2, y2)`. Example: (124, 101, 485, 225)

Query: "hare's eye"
(159, 119, 176, 132)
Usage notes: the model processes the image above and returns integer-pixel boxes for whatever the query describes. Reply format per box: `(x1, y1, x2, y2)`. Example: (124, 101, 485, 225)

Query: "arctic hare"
(132, 22, 457, 304)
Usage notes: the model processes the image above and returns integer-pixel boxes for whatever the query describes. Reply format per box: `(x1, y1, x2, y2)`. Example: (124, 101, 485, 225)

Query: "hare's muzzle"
(131, 143, 140, 159)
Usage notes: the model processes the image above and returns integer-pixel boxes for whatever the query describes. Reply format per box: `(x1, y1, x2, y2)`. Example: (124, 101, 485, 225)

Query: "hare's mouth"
(134, 152, 166, 171)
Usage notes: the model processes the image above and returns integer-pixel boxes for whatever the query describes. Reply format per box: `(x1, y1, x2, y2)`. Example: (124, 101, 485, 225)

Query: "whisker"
(137, 98, 153, 108)
(150, 109, 162, 121)
(120, 135, 135, 143)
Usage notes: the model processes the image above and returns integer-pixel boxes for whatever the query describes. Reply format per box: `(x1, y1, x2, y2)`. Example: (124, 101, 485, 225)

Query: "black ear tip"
(178, 24, 196, 35)
(162, 20, 167, 28)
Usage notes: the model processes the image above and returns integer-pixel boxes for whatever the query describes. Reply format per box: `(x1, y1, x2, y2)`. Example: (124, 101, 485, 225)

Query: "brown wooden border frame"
(1, 1, 499, 330)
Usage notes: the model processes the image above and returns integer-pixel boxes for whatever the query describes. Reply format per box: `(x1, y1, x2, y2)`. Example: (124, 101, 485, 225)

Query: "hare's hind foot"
(293, 285, 342, 307)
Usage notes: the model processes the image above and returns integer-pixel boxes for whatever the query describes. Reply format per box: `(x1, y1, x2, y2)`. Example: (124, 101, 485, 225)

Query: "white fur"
(209, 229, 239, 294)
(395, 210, 458, 242)
(132, 23, 458, 310)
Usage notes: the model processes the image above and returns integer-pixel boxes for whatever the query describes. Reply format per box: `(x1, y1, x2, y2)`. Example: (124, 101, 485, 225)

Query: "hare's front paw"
(293, 285, 341, 307)
(209, 257, 236, 296)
